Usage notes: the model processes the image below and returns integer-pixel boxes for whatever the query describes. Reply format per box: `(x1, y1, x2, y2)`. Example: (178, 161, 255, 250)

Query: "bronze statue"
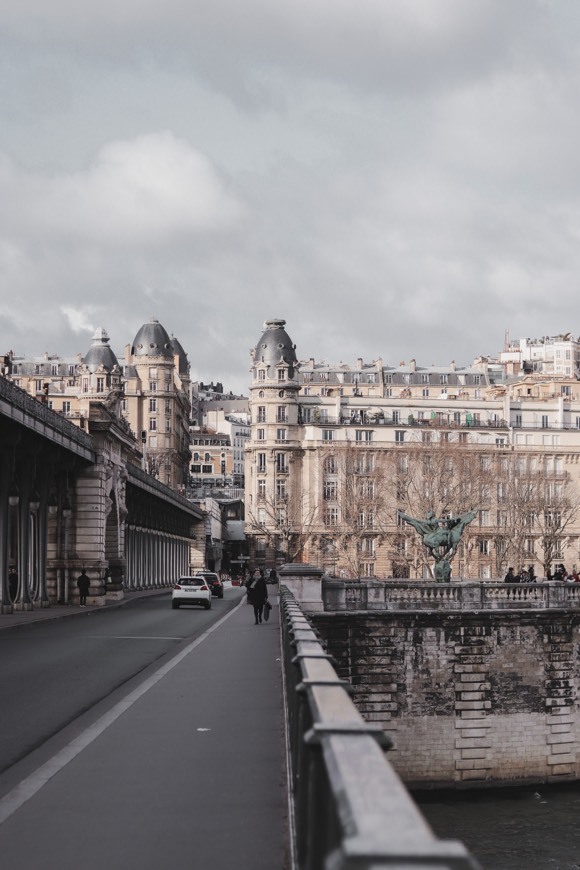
(397, 509, 477, 582)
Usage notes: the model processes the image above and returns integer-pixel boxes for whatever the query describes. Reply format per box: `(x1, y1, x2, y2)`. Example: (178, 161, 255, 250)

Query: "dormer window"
(278, 368, 286, 381)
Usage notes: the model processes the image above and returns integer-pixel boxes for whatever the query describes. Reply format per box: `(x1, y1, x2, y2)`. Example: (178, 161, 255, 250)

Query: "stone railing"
(280, 587, 480, 869)
(321, 578, 580, 612)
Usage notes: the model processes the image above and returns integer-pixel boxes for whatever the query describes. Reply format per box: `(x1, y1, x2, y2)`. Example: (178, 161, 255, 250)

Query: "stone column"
(278, 563, 324, 612)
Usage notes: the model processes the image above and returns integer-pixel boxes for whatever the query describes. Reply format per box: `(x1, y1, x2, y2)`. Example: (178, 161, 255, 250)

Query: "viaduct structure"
(0, 375, 204, 612)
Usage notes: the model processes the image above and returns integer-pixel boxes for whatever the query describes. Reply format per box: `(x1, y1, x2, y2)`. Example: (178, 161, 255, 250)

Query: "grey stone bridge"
(281, 566, 580, 789)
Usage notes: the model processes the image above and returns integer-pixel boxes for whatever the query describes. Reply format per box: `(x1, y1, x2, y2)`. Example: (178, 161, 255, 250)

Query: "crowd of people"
(504, 564, 580, 583)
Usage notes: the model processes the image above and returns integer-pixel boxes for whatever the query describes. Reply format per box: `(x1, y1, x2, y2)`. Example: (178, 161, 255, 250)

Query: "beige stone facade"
(245, 319, 580, 579)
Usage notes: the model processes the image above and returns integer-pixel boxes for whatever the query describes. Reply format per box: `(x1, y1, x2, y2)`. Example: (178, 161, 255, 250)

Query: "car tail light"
(201, 584, 209, 591)
(173, 583, 182, 589)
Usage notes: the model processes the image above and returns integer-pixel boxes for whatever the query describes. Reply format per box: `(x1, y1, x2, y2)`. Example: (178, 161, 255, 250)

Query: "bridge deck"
(0, 589, 289, 870)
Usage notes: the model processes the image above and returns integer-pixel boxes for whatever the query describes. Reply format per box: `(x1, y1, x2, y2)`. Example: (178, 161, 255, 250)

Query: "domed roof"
(131, 318, 173, 358)
(253, 319, 297, 375)
(170, 335, 189, 376)
(83, 327, 119, 372)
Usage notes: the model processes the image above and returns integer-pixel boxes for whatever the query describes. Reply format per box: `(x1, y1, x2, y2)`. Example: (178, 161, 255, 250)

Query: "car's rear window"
(179, 578, 205, 586)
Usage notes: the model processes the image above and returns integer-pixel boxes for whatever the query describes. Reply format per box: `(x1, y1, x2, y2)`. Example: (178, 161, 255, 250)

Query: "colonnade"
(125, 526, 191, 589)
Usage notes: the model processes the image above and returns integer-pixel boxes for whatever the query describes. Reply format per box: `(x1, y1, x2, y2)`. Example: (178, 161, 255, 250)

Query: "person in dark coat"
(77, 569, 90, 606)
(250, 574, 268, 624)
(504, 567, 516, 583)
(8, 566, 18, 602)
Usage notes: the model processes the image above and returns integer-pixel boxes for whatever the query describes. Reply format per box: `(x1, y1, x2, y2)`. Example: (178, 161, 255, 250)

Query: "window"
(421, 374, 429, 384)
(257, 453, 266, 472)
(276, 406, 287, 423)
(62, 401, 71, 414)
(277, 428, 287, 441)
(257, 429, 265, 441)
(478, 538, 489, 555)
(149, 398, 157, 412)
(278, 368, 286, 381)
(324, 507, 338, 527)
(440, 374, 448, 384)
(258, 479, 266, 498)
(323, 480, 337, 500)
(51, 364, 58, 376)
(149, 418, 157, 431)
(257, 406, 266, 423)
(202, 464, 213, 473)
(541, 415, 549, 429)
(276, 453, 287, 473)
(385, 374, 392, 384)
(422, 431, 431, 443)
(276, 479, 287, 500)
(355, 430, 373, 442)
(149, 381, 157, 392)
(205, 452, 211, 462)
(322, 429, 335, 441)
(479, 510, 490, 526)
(191, 464, 201, 473)
(392, 411, 400, 424)
(422, 388, 429, 398)
(324, 456, 338, 474)
(497, 510, 507, 526)
(257, 508, 266, 524)
(473, 375, 481, 385)
(395, 430, 405, 443)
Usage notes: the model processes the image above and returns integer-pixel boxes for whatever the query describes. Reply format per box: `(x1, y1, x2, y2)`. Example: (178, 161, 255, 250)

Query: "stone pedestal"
(278, 563, 324, 612)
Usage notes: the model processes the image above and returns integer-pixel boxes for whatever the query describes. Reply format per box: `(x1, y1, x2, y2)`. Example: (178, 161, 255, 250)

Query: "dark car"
(194, 570, 224, 599)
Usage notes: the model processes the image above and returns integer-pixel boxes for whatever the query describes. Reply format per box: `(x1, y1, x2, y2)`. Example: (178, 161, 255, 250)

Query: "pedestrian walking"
(249, 573, 268, 625)
(8, 566, 18, 602)
(77, 569, 90, 606)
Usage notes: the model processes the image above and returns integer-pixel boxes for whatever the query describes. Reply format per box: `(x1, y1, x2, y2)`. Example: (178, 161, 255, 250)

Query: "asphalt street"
(0, 587, 289, 869)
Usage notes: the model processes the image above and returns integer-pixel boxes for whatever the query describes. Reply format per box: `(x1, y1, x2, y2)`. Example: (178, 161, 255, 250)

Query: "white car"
(172, 576, 212, 610)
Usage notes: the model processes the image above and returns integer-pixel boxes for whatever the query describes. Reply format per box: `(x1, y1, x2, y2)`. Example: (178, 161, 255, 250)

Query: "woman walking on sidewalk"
(249, 573, 268, 624)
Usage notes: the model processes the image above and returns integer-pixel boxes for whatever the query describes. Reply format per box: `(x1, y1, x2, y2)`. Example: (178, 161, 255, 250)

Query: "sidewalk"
(0, 589, 290, 869)
(0, 586, 179, 631)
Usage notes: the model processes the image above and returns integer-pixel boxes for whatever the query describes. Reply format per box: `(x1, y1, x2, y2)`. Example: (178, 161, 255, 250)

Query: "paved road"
(0, 589, 241, 775)
(0, 587, 289, 869)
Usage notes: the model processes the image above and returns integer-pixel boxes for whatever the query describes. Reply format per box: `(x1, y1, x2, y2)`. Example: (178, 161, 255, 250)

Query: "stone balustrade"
(321, 578, 580, 612)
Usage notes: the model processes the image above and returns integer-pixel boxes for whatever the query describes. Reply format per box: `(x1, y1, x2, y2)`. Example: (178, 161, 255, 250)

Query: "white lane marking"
(0, 598, 246, 827)
(86, 636, 184, 641)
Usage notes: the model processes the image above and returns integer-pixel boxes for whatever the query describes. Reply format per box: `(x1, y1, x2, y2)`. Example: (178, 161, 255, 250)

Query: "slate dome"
(170, 335, 189, 376)
(83, 327, 119, 372)
(253, 319, 297, 376)
(131, 318, 173, 358)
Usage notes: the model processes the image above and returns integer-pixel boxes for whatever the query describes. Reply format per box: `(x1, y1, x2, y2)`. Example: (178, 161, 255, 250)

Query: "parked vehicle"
(172, 577, 212, 609)
(194, 570, 224, 599)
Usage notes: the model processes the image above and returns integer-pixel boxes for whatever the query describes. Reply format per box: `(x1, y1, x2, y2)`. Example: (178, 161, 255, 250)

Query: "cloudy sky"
(1, 0, 579, 394)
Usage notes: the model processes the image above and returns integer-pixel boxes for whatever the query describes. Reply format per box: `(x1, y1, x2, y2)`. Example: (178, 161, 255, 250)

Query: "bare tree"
(247, 487, 319, 564)
(388, 431, 487, 579)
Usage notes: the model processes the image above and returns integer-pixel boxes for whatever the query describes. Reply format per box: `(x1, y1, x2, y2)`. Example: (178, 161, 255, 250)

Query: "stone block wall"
(311, 610, 579, 787)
